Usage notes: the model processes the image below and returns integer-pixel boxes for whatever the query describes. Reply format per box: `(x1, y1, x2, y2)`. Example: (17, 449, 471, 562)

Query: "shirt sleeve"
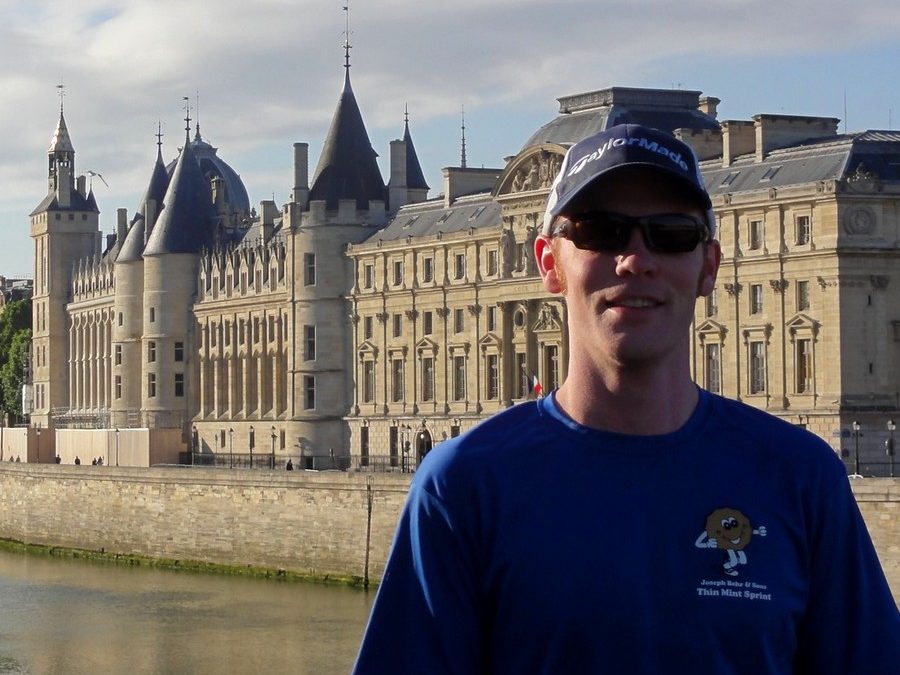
(352, 478, 486, 675)
(794, 475, 900, 674)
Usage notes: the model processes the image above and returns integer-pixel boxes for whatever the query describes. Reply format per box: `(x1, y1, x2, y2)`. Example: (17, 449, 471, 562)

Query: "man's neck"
(554, 363, 699, 436)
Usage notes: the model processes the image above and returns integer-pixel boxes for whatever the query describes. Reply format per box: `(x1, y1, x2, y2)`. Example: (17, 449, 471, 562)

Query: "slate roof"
(523, 87, 720, 150)
(118, 148, 170, 263)
(308, 70, 386, 209)
(702, 131, 900, 197)
(48, 111, 75, 154)
(29, 189, 99, 217)
(180, 130, 251, 213)
(401, 118, 429, 191)
(369, 194, 500, 244)
(143, 139, 217, 256)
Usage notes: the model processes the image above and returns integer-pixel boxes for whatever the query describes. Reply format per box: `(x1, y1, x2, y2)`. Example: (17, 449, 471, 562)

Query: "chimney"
(753, 114, 840, 161)
(389, 139, 409, 211)
(57, 163, 71, 208)
(117, 208, 128, 244)
(698, 96, 720, 119)
(721, 121, 756, 168)
(76, 174, 87, 198)
(292, 142, 309, 207)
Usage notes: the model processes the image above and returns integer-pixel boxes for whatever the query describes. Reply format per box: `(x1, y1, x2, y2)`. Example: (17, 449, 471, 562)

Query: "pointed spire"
(402, 107, 428, 191)
(183, 96, 192, 144)
(460, 105, 467, 169)
(308, 10, 385, 210)
(156, 121, 164, 157)
(342, 2, 352, 71)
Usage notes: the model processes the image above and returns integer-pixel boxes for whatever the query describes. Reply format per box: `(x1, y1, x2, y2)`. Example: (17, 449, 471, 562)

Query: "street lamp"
(887, 419, 896, 478)
(271, 426, 277, 470)
(851, 421, 861, 476)
(229, 428, 234, 469)
(401, 424, 411, 473)
(115, 427, 120, 467)
(35, 425, 41, 464)
(249, 425, 255, 469)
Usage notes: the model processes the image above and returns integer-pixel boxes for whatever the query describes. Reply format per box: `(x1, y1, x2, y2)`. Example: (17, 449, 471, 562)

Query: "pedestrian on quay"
(352, 124, 899, 674)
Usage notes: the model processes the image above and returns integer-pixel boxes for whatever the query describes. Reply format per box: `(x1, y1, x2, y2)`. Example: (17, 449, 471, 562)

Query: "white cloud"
(1, 0, 899, 272)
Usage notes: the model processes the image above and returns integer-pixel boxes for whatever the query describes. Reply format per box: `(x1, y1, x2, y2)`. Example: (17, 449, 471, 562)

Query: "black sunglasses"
(552, 211, 710, 254)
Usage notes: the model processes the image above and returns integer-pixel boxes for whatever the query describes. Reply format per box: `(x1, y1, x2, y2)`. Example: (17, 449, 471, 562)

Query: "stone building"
(27, 77, 900, 473)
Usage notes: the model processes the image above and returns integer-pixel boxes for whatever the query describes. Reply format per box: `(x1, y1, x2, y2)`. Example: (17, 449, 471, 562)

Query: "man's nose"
(614, 227, 658, 276)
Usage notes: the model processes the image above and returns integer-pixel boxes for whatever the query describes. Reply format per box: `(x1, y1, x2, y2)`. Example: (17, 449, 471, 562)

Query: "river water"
(0, 549, 373, 674)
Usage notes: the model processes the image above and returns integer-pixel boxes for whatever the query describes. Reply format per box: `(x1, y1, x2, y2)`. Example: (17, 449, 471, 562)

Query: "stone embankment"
(0, 465, 897, 599)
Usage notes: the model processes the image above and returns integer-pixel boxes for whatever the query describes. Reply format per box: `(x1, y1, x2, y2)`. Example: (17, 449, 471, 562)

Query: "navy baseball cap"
(542, 124, 714, 236)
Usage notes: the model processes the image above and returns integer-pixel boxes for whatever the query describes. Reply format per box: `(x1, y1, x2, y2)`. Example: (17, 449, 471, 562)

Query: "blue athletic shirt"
(353, 390, 900, 674)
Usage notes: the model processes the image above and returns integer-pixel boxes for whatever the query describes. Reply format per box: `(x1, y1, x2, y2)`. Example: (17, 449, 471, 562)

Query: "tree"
(0, 298, 32, 422)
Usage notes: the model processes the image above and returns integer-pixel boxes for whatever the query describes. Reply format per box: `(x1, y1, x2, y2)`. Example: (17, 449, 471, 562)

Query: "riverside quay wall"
(0, 464, 897, 596)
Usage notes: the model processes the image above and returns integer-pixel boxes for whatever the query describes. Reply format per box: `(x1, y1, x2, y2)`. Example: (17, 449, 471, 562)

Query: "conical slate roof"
(118, 148, 170, 262)
(143, 140, 216, 256)
(308, 71, 385, 209)
(48, 111, 75, 154)
(401, 118, 429, 190)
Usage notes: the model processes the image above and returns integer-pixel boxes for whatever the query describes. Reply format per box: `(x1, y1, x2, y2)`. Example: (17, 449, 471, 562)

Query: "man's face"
(537, 167, 721, 372)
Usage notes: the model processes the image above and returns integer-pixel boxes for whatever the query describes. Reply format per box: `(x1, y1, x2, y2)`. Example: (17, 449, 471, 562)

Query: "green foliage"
(0, 298, 32, 418)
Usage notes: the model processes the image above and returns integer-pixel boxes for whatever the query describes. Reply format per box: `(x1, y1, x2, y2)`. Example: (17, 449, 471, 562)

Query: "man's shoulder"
(414, 401, 545, 486)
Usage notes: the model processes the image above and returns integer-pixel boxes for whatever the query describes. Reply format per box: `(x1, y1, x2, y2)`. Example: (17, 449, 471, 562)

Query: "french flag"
(531, 373, 543, 397)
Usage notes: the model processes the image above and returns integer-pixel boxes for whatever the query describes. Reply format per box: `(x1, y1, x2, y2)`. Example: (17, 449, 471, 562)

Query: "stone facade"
(0, 464, 896, 598)
(26, 82, 900, 474)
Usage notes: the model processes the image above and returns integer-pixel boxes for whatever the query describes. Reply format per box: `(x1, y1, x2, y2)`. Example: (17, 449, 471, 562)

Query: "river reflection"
(0, 549, 373, 674)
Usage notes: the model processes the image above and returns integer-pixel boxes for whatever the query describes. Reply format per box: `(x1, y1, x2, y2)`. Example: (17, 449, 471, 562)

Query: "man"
(353, 125, 899, 674)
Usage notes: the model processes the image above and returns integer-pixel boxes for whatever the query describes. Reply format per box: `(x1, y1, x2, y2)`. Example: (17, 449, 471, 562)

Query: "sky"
(1, 0, 899, 276)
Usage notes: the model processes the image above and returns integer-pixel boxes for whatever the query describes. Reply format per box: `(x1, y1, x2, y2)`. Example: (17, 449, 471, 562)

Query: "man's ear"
(697, 240, 722, 297)
(536, 235, 564, 294)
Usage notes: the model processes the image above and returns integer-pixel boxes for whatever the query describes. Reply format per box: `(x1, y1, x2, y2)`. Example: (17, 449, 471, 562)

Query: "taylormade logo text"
(567, 136, 690, 176)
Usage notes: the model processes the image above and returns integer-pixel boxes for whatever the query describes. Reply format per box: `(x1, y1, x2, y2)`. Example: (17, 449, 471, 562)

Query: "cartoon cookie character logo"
(695, 507, 766, 576)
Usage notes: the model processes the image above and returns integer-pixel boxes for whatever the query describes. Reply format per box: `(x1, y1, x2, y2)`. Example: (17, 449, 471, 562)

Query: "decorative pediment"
(532, 303, 562, 333)
(478, 333, 502, 351)
(696, 319, 728, 342)
(357, 340, 378, 359)
(415, 337, 439, 357)
(786, 313, 819, 338)
(494, 144, 567, 197)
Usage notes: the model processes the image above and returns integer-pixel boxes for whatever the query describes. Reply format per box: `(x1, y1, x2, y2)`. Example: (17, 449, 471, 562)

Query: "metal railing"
(188, 452, 422, 473)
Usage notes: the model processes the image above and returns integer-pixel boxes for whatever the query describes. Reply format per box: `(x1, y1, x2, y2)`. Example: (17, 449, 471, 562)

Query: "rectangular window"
(796, 280, 809, 311)
(422, 257, 434, 283)
(454, 253, 466, 280)
(706, 289, 718, 317)
(391, 358, 404, 402)
(362, 360, 375, 403)
(304, 325, 316, 360)
(487, 305, 497, 333)
(453, 355, 466, 401)
(363, 316, 373, 341)
(147, 373, 157, 398)
(545, 345, 560, 391)
(174, 373, 184, 397)
(422, 357, 434, 401)
(150, 307, 156, 322)
(749, 284, 763, 315)
(454, 308, 464, 334)
(147, 341, 156, 363)
(486, 354, 499, 400)
(516, 352, 528, 398)
(114, 344, 122, 365)
(303, 375, 315, 410)
(393, 260, 403, 286)
(487, 249, 499, 277)
(749, 220, 763, 250)
(795, 215, 810, 245)
(118, 312, 123, 327)
(749, 341, 766, 394)
(423, 311, 433, 336)
(363, 263, 374, 289)
(389, 427, 399, 468)
(796, 339, 812, 393)
(360, 426, 369, 467)
(392, 314, 402, 338)
(174, 341, 184, 362)
(705, 344, 721, 394)
(304, 253, 316, 286)
(114, 375, 122, 399)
